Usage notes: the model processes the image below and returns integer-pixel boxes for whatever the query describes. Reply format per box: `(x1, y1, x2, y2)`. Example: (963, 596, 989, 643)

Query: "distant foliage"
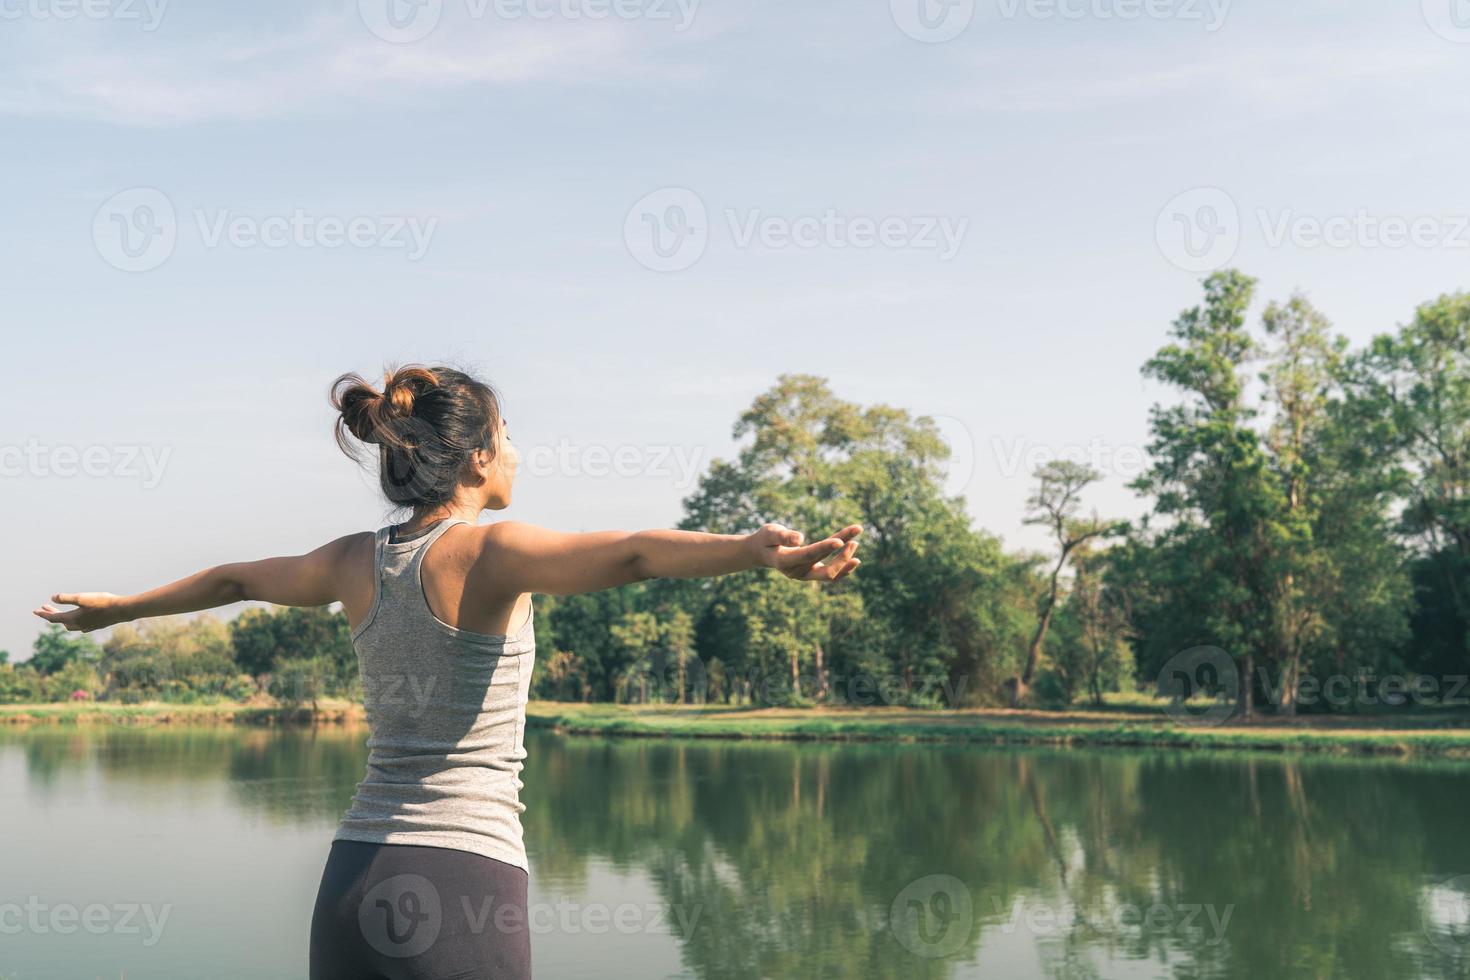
(19, 287, 1470, 715)
(4, 610, 357, 706)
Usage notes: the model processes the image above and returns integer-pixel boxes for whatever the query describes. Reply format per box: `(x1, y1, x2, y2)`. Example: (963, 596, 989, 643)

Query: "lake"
(2, 726, 1469, 979)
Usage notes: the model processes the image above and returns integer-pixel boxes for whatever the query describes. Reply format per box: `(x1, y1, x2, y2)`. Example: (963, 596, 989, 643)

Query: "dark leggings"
(310, 841, 531, 980)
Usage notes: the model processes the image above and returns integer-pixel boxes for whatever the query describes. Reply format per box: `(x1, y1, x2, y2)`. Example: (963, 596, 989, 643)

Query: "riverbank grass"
(523, 702, 1470, 758)
(5, 699, 1470, 758)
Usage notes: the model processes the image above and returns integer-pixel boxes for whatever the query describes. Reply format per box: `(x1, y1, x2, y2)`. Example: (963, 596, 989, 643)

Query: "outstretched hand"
(748, 523, 863, 583)
(33, 593, 122, 633)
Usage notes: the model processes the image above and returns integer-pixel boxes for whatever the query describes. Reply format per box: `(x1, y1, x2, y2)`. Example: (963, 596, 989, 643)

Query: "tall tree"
(1258, 294, 1340, 714)
(1134, 270, 1278, 718)
(682, 375, 1030, 706)
(1008, 461, 1114, 706)
(1360, 292, 1470, 665)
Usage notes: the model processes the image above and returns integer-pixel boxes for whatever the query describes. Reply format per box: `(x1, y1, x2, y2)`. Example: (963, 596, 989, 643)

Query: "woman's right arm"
(34, 533, 372, 633)
(480, 522, 862, 597)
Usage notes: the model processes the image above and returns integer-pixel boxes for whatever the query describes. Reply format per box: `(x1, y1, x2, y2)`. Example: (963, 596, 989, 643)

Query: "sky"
(4, 0, 1470, 660)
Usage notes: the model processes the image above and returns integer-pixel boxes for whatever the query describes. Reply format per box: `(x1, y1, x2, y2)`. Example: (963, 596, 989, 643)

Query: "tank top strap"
(374, 518, 466, 586)
(371, 518, 466, 624)
(402, 517, 470, 577)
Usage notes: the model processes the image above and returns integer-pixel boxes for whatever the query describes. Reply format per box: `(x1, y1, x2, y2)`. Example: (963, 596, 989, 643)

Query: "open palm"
(751, 523, 863, 582)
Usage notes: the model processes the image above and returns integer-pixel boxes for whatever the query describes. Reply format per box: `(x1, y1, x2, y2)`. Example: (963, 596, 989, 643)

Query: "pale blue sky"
(5, 0, 1470, 659)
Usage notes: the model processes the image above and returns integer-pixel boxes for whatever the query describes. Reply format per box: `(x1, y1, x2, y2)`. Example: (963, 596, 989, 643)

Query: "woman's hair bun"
(329, 363, 503, 510)
(331, 366, 440, 448)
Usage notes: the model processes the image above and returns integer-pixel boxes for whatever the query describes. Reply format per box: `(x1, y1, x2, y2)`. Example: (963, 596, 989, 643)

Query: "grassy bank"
(523, 702, 1470, 759)
(6, 699, 1470, 758)
(0, 700, 365, 727)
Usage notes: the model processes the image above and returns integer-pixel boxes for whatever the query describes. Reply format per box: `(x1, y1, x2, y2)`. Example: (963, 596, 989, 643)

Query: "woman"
(33, 364, 863, 980)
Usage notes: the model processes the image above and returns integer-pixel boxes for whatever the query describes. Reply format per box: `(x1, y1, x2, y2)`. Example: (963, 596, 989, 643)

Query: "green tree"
(1134, 270, 1280, 717)
(28, 626, 101, 676)
(683, 375, 1025, 706)
(1359, 292, 1470, 668)
(270, 657, 330, 711)
(43, 658, 101, 702)
(1046, 541, 1133, 707)
(229, 606, 354, 685)
(1009, 461, 1115, 706)
(102, 616, 236, 701)
(1257, 294, 1340, 714)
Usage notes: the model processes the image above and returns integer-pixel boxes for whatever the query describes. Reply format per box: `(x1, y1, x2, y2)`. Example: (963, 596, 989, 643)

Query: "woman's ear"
(468, 447, 493, 484)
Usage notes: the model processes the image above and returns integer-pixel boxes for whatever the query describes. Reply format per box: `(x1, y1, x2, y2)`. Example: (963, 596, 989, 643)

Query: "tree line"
(0, 607, 354, 709)
(9, 269, 1470, 715)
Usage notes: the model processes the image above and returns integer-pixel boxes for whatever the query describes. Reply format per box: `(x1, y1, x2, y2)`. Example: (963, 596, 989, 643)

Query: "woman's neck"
(400, 501, 482, 534)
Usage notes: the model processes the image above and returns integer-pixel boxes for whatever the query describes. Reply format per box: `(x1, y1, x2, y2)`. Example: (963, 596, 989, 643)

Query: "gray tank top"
(334, 518, 536, 872)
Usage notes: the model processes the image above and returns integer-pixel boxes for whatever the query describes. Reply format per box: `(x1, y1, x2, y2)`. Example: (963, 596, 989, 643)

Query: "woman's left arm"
(33, 533, 370, 633)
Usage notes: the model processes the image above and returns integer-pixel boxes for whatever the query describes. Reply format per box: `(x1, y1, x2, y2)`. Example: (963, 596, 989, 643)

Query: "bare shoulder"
(320, 532, 378, 595)
(475, 521, 556, 555)
(464, 520, 540, 567)
(328, 531, 377, 562)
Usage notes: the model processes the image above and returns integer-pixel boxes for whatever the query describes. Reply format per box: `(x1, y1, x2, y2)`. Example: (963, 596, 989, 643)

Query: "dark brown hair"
(331, 364, 502, 510)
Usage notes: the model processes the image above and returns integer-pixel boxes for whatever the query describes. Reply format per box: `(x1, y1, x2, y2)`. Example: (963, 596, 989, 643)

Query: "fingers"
(32, 607, 77, 629)
(817, 542, 861, 581)
(827, 538, 860, 566)
(780, 537, 847, 567)
(779, 538, 863, 582)
(52, 593, 79, 605)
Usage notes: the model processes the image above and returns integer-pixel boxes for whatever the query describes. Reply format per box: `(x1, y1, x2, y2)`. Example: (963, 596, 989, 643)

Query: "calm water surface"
(2, 726, 1469, 979)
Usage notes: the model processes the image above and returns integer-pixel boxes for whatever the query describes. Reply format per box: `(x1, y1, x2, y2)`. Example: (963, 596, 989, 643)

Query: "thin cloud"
(0, 9, 711, 126)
